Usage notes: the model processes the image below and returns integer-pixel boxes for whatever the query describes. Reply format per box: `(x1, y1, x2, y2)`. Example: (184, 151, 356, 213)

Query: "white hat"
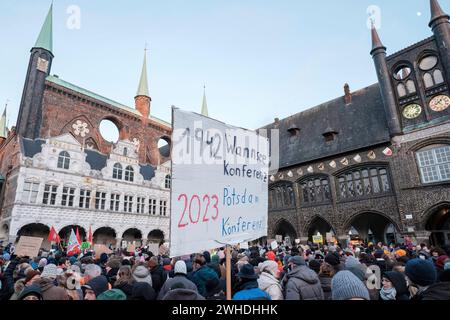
(174, 260, 187, 275)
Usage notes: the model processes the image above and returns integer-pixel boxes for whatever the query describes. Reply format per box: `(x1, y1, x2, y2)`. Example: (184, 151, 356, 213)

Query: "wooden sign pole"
(226, 245, 232, 300)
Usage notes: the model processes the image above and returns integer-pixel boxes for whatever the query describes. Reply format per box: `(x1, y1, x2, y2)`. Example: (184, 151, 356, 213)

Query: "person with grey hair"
(83, 264, 102, 283)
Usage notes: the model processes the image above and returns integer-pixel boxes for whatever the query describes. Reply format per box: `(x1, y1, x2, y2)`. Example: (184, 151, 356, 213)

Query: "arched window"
(416, 145, 450, 183)
(113, 163, 123, 180)
(397, 83, 406, 97)
(406, 80, 416, 94)
(423, 73, 434, 88)
(433, 69, 444, 85)
(337, 166, 391, 199)
(269, 182, 295, 209)
(57, 151, 70, 169)
(299, 176, 331, 205)
(165, 175, 171, 189)
(124, 166, 134, 182)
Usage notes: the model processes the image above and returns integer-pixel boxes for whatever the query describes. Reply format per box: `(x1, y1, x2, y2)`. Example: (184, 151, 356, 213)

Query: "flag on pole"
(47, 226, 61, 243)
(67, 229, 81, 256)
(88, 225, 93, 245)
(76, 227, 81, 245)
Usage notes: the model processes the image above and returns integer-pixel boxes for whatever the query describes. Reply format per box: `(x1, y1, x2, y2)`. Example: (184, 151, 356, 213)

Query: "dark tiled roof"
(85, 149, 108, 170)
(21, 138, 45, 158)
(260, 83, 391, 169)
(139, 164, 156, 181)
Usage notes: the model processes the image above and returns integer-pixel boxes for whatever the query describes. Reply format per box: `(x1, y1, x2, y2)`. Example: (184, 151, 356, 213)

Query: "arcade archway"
(425, 204, 450, 248)
(273, 219, 297, 241)
(345, 212, 400, 245)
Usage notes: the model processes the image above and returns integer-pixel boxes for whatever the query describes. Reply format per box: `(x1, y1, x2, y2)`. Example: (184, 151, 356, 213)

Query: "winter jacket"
(157, 274, 198, 300)
(1, 259, 19, 300)
(35, 278, 69, 300)
(150, 265, 167, 293)
(9, 278, 26, 300)
(283, 266, 324, 300)
(192, 265, 219, 297)
(113, 281, 135, 299)
(319, 274, 332, 300)
(132, 282, 156, 300)
(162, 288, 205, 300)
(411, 282, 450, 300)
(106, 267, 119, 286)
(233, 280, 271, 300)
(257, 271, 283, 300)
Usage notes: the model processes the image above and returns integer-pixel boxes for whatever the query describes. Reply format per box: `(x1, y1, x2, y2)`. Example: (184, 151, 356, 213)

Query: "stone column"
(115, 237, 122, 250)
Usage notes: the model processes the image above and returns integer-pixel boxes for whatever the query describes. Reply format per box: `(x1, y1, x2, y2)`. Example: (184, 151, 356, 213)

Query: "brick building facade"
(0, 5, 172, 249)
(262, 0, 450, 249)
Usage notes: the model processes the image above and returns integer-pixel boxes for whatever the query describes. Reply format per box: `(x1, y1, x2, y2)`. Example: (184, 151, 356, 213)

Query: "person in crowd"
(379, 271, 409, 300)
(158, 260, 197, 299)
(318, 262, 333, 300)
(161, 282, 205, 300)
(283, 256, 323, 300)
(405, 258, 450, 300)
(97, 288, 127, 300)
(233, 264, 270, 300)
(257, 260, 283, 300)
(114, 265, 135, 299)
(148, 256, 167, 294)
(191, 253, 219, 297)
(82, 275, 109, 300)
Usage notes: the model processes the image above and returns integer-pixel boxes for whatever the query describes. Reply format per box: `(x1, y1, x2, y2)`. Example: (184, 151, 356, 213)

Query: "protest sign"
(94, 244, 112, 259)
(15, 236, 43, 257)
(170, 108, 269, 257)
(312, 235, 323, 244)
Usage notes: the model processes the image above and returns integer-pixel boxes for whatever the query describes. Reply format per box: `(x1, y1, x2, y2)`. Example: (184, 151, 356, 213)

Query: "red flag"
(56, 233, 61, 243)
(88, 225, 93, 244)
(76, 227, 81, 244)
(48, 226, 57, 242)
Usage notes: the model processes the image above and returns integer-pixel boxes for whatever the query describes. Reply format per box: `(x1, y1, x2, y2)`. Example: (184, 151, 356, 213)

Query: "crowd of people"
(1, 240, 449, 300)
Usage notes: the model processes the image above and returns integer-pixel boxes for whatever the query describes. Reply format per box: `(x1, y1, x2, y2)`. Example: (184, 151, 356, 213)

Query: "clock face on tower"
(402, 104, 422, 119)
(429, 95, 450, 112)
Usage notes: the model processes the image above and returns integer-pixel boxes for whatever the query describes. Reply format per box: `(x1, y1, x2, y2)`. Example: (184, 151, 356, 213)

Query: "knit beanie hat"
(38, 258, 47, 268)
(133, 266, 153, 286)
(259, 260, 279, 276)
(331, 270, 370, 300)
(345, 256, 360, 269)
(325, 252, 340, 266)
(288, 256, 306, 266)
(174, 260, 187, 275)
(405, 258, 437, 286)
(41, 263, 58, 279)
(308, 259, 321, 274)
(97, 289, 127, 300)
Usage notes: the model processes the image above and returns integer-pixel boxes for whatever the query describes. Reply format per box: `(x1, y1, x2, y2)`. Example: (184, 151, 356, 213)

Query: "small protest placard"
(15, 236, 43, 257)
(94, 244, 112, 259)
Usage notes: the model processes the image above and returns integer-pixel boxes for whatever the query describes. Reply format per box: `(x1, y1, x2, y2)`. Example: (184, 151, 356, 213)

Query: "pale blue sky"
(0, 0, 447, 131)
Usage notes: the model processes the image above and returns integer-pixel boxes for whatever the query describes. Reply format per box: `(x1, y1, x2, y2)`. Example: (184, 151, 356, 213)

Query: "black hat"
(325, 252, 340, 266)
(237, 264, 258, 280)
(205, 278, 223, 296)
(18, 284, 43, 300)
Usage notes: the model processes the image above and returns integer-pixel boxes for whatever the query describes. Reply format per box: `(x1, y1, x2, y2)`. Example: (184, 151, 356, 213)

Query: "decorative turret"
(370, 25, 402, 136)
(134, 50, 151, 119)
(16, 4, 54, 139)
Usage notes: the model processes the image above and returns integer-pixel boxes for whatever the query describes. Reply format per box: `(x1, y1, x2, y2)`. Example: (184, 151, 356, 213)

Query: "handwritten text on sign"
(170, 108, 269, 257)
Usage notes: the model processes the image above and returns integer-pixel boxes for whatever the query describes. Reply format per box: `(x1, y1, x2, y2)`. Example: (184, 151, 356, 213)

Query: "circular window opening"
(419, 55, 438, 71)
(99, 119, 120, 143)
(393, 66, 411, 80)
(158, 137, 170, 158)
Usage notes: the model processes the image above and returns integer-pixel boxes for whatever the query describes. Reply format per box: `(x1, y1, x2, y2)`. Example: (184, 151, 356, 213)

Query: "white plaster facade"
(0, 133, 171, 248)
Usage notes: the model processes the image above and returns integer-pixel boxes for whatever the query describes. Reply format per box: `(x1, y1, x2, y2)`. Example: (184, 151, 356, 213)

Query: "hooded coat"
(257, 271, 283, 300)
(161, 288, 205, 300)
(283, 265, 324, 300)
(157, 274, 198, 300)
(411, 282, 450, 300)
(35, 278, 69, 300)
(381, 271, 409, 300)
(192, 265, 219, 297)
